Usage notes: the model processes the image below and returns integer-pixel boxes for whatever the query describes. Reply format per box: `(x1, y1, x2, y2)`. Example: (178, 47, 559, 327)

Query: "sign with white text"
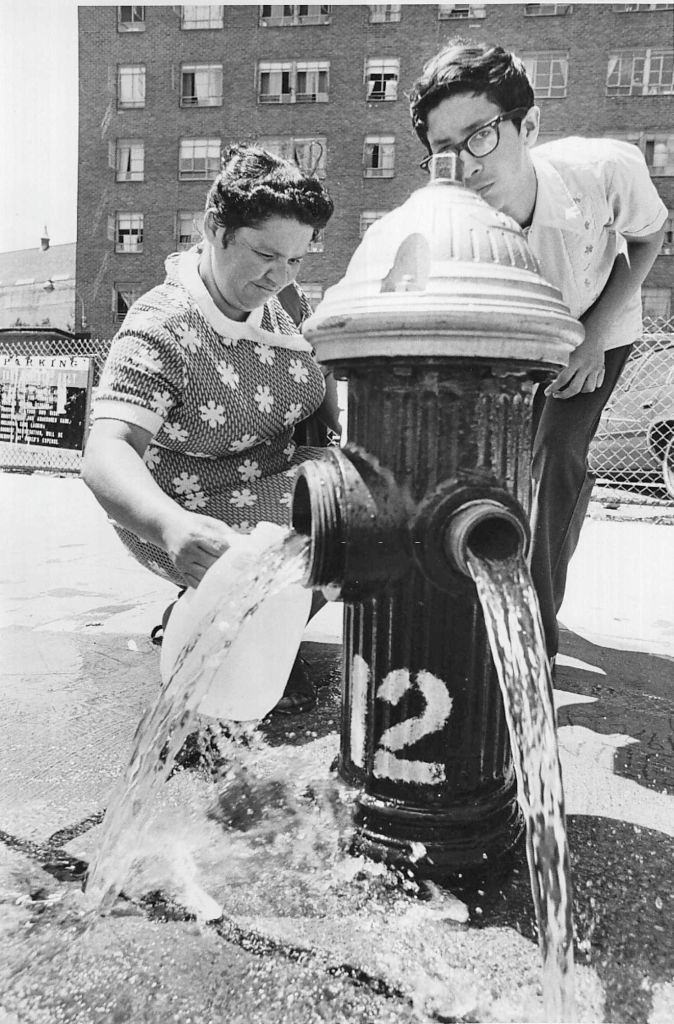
(0, 354, 92, 451)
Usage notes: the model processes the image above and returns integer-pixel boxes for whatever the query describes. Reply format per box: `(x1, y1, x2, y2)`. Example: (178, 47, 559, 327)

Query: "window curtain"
(117, 143, 132, 175)
(194, 69, 211, 104)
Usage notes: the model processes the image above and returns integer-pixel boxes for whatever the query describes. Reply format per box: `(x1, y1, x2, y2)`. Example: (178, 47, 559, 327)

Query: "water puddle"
(0, 529, 601, 1022)
(467, 549, 576, 1023)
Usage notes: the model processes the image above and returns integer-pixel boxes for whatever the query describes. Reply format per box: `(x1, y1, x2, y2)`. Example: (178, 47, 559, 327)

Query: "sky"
(0, 0, 79, 253)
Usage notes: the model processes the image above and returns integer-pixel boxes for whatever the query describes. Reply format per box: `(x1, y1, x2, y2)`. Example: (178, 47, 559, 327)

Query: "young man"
(409, 40, 667, 664)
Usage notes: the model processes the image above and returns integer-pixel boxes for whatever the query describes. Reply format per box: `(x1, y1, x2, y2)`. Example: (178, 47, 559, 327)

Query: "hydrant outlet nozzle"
(444, 500, 528, 577)
(291, 445, 412, 600)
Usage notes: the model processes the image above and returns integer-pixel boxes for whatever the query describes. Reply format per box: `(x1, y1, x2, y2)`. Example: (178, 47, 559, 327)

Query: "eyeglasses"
(419, 108, 530, 173)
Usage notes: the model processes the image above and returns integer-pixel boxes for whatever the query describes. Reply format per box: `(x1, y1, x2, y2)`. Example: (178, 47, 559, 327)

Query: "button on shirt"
(527, 137, 667, 351)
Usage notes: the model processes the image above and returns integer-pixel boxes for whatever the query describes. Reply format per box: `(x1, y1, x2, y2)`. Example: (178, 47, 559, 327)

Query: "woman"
(82, 144, 337, 713)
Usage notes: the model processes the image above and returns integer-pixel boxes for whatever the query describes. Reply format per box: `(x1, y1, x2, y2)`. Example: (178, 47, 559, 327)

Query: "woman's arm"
(82, 419, 234, 587)
(315, 368, 343, 436)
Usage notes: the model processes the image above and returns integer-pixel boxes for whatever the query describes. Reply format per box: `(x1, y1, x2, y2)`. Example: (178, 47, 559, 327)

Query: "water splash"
(467, 549, 576, 1023)
(81, 524, 578, 1019)
(85, 530, 310, 913)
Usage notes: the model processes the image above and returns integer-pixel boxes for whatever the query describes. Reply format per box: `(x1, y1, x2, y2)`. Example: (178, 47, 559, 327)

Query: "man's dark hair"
(206, 144, 334, 245)
(409, 39, 535, 151)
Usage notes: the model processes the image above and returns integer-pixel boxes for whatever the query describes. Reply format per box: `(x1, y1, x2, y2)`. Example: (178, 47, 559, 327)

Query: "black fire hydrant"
(291, 155, 582, 880)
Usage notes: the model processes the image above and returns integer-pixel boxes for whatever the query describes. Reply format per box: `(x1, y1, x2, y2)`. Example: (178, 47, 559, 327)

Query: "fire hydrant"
(291, 154, 583, 880)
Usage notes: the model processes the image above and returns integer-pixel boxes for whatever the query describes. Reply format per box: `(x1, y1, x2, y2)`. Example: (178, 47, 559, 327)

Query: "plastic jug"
(159, 523, 312, 721)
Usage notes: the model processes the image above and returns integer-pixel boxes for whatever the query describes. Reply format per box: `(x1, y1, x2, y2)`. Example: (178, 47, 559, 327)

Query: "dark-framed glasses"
(420, 107, 530, 172)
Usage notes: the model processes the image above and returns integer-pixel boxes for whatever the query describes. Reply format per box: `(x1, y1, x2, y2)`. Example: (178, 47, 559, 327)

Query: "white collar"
(172, 248, 312, 351)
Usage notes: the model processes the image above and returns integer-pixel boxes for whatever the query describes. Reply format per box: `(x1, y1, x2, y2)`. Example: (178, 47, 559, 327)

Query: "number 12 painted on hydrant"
(350, 655, 453, 786)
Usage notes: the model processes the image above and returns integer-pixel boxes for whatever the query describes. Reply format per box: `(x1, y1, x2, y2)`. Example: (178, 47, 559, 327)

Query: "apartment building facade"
(76, 3, 674, 340)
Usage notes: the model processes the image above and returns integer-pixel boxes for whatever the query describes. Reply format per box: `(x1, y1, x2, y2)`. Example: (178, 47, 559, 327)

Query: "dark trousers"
(529, 344, 633, 659)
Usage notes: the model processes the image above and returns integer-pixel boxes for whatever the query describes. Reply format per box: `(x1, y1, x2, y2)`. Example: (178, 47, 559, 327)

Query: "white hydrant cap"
(304, 162, 583, 367)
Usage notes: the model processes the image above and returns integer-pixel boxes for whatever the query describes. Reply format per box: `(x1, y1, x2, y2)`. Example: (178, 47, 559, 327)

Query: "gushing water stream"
(85, 531, 310, 913)
(467, 548, 576, 1024)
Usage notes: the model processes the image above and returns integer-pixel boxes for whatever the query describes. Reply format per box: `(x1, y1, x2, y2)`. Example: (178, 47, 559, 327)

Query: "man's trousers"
(529, 343, 633, 659)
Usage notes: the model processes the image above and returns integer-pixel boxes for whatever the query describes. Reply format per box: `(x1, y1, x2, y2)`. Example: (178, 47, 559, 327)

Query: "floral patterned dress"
(91, 248, 326, 587)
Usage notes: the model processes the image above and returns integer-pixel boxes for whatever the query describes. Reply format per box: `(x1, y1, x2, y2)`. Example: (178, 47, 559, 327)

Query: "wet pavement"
(0, 472, 672, 1024)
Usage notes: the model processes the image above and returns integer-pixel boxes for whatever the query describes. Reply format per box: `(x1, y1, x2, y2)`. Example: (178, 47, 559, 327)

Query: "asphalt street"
(0, 472, 672, 1024)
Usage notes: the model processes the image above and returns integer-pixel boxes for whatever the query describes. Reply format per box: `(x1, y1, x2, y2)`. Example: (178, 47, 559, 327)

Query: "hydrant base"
(352, 782, 524, 882)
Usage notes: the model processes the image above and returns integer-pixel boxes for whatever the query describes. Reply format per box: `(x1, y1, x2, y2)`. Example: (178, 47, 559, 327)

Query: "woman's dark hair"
(206, 144, 334, 245)
(409, 39, 535, 151)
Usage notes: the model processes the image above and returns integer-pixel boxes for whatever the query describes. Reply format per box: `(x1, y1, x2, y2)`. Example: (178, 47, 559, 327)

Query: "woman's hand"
(83, 419, 236, 587)
(161, 510, 237, 588)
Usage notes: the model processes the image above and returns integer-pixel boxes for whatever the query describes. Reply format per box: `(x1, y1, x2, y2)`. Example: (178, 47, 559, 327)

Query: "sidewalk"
(0, 472, 672, 1024)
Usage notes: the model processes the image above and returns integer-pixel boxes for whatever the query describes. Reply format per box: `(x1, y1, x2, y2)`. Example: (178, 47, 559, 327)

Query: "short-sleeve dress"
(91, 247, 327, 588)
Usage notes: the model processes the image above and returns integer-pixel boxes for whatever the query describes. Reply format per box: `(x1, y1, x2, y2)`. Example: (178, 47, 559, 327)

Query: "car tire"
(663, 434, 674, 500)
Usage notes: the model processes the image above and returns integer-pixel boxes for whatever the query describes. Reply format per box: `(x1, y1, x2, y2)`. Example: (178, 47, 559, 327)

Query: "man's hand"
(161, 511, 237, 588)
(545, 334, 605, 400)
(545, 226, 666, 402)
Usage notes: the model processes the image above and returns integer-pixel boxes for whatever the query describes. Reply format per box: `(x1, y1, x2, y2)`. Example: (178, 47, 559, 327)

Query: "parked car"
(589, 340, 674, 498)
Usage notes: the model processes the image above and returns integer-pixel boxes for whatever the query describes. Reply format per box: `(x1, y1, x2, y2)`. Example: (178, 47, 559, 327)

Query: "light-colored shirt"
(528, 137, 667, 351)
(90, 248, 326, 586)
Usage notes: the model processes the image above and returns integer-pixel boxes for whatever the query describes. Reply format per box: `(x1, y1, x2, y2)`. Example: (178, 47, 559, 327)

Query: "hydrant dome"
(304, 178, 584, 367)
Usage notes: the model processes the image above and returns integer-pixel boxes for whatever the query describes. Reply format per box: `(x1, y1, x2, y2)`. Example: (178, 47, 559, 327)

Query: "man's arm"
(545, 224, 665, 400)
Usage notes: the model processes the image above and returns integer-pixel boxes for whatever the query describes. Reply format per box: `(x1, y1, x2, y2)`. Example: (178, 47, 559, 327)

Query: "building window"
(521, 52, 569, 98)
(365, 58, 400, 101)
(606, 130, 674, 175)
(360, 210, 388, 236)
(607, 49, 674, 95)
(369, 5, 402, 22)
(642, 286, 672, 317)
(255, 136, 327, 178)
(113, 139, 144, 181)
(300, 283, 323, 306)
(118, 65, 145, 109)
(259, 62, 292, 104)
(176, 211, 204, 250)
(258, 5, 332, 26)
(643, 134, 674, 174)
(113, 283, 143, 322)
(363, 135, 395, 177)
(524, 4, 571, 14)
(179, 138, 221, 180)
(438, 4, 486, 18)
(296, 62, 330, 102)
(113, 213, 144, 253)
(613, 4, 673, 11)
(258, 61, 329, 103)
(180, 5, 224, 29)
(308, 230, 324, 253)
(662, 210, 674, 254)
(117, 6, 145, 31)
(180, 64, 223, 107)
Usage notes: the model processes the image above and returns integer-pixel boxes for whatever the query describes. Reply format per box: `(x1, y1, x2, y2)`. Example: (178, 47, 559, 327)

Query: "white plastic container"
(160, 523, 312, 722)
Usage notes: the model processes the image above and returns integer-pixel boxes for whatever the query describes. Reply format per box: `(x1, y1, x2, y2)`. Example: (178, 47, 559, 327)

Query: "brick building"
(76, 3, 674, 340)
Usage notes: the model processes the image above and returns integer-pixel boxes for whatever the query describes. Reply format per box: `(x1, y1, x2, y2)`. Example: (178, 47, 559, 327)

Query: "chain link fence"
(589, 315, 674, 500)
(1, 319, 673, 502)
